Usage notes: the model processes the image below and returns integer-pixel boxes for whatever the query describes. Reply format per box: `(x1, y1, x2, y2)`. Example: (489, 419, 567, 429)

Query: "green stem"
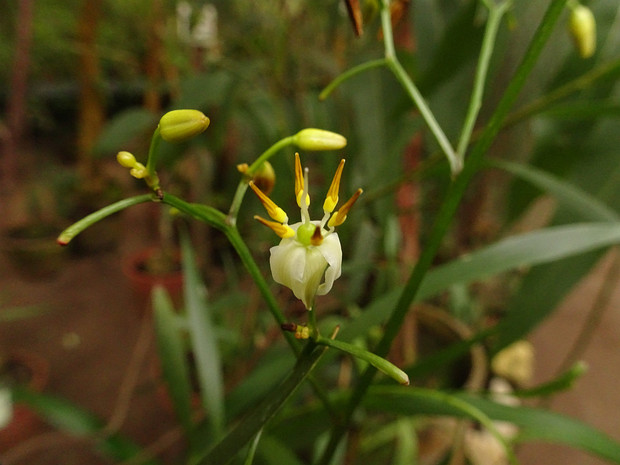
(144, 126, 162, 192)
(317, 0, 568, 463)
(456, 1, 511, 161)
(193, 340, 328, 465)
(162, 193, 338, 421)
(57, 194, 155, 245)
(315, 336, 409, 386)
(247, 136, 296, 175)
(319, 58, 388, 101)
(227, 136, 296, 225)
(379, 2, 460, 175)
(503, 57, 620, 128)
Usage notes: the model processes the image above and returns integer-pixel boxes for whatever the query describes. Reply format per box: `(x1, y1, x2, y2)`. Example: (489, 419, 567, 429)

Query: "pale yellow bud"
(252, 161, 276, 196)
(129, 163, 147, 179)
(569, 4, 596, 58)
(117, 151, 137, 168)
(159, 109, 210, 142)
(293, 129, 347, 151)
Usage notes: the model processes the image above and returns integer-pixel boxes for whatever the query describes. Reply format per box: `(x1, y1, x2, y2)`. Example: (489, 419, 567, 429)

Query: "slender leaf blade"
(491, 159, 619, 222)
(181, 232, 225, 437)
(152, 286, 194, 432)
(364, 386, 620, 463)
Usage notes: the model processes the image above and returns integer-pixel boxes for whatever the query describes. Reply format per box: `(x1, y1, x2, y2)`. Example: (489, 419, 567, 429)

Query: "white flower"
(250, 153, 361, 309)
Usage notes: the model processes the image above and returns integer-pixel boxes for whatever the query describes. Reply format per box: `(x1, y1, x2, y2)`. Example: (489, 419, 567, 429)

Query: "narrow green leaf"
(515, 361, 588, 398)
(256, 434, 306, 465)
(12, 388, 160, 464)
(181, 231, 225, 437)
(243, 428, 263, 465)
(490, 159, 619, 222)
(364, 386, 620, 464)
(152, 286, 194, 432)
(418, 223, 620, 301)
(316, 336, 409, 385)
(364, 387, 517, 464)
(340, 223, 620, 344)
(193, 342, 327, 465)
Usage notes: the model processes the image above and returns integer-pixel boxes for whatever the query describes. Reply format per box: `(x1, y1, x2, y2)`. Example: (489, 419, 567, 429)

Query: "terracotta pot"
(2, 223, 68, 281)
(122, 247, 184, 316)
(0, 350, 50, 450)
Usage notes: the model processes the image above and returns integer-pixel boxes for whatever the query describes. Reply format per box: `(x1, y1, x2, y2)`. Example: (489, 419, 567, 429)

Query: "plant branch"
(456, 0, 511, 161)
(317, 0, 569, 462)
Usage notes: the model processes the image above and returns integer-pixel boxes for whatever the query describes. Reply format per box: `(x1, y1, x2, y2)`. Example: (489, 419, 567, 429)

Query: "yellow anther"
(294, 153, 310, 208)
(323, 159, 345, 213)
(328, 188, 363, 228)
(254, 215, 295, 239)
(249, 181, 289, 224)
(310, 225, 324, 246)
(295, 325, 310, 339)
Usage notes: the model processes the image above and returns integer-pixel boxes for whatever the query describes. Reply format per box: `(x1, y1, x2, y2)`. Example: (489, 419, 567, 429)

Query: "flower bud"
(569, 4, 596, 58)
(159, 109, 210, 142)
(252, 161, 276, 195)
(293, 128, 347, 151)
(117, 151, 137, 168)
(129, 163, 147, 179)
(491, 340, 534, 386)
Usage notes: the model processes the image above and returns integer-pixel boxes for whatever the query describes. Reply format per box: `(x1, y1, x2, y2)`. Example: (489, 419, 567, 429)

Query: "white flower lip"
(251, 152, 360, 309)
(270, 222, 342, 309)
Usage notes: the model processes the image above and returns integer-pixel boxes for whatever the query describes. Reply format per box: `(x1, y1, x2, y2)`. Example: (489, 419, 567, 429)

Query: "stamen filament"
(300, 167, 311, 224)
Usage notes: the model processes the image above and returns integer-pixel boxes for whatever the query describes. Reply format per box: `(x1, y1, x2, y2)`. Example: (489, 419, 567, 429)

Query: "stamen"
(254, 215, 295, 238)
(249, 181, 288, 224)
(310, 225, 324, 246)
(300, 167, 311, 224)
(323, 159, 345, 214)
(328, 188, 363, 228)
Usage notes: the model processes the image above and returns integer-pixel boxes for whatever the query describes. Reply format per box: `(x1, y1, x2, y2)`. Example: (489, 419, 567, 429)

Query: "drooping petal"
(269, 222, 342, 309)
(316, 232, 342, 296)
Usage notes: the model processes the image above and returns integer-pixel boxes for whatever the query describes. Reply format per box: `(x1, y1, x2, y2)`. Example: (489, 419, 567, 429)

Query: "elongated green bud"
(293, 128, 347, 151)
(159, 109, 210, 142)
(569, 4, 596, 58)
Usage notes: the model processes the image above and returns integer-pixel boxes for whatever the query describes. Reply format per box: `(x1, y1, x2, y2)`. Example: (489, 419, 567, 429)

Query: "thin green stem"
(319, 58, 388, 101)
(162, 193, 338, 422)
(193, 340, 327, 465)
(227, 136, 296, 225)
(57, 194, 155, 245)
(503, 57, 620, 128)
(456, 1, 511, 161)
(315, 336, 409, 386)
(379, 2, 460, 174)
(317, 0, 568, 462)
(247, 136, 296, 175)
(144, 126, 162, 192)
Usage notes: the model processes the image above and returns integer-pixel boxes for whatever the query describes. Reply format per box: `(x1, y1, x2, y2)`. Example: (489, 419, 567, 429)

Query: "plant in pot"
(123, 208, 184, 315)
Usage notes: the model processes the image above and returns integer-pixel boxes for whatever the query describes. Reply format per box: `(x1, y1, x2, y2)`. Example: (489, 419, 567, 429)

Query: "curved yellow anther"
(328, 188, 363, 228)
(294, 153, 310, 208)
(254, 215, 295, 238)
(323, 159, 345, 213)
(249, 181, 288, 224)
